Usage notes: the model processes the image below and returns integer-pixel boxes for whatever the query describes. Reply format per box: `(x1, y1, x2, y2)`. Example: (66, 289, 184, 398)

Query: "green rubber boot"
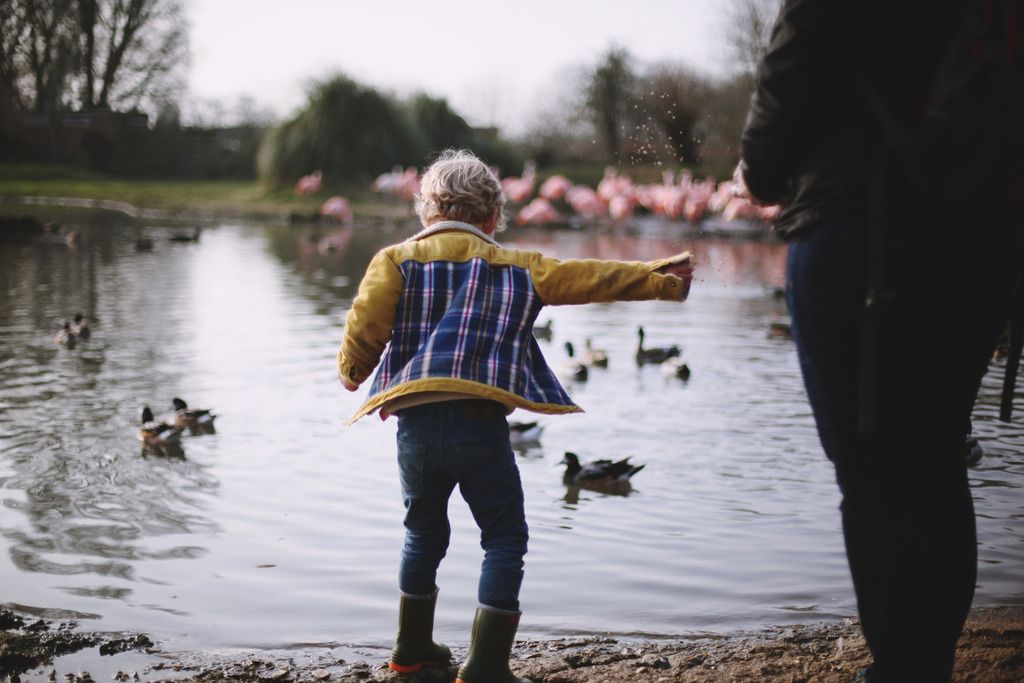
(388, 588, 452, 674)
(455, 606, 531, 683)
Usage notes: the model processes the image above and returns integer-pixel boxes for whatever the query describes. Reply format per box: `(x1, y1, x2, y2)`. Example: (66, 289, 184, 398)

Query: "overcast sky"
(185, 0, 736, 133)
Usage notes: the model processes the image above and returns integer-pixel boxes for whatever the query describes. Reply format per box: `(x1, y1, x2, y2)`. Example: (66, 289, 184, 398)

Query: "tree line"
(0, 0, 781, 184)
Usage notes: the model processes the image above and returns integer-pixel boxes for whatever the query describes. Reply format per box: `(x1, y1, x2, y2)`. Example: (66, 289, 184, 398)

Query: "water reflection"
(3, 443, 218, 576)
(562, 481, 635, 506)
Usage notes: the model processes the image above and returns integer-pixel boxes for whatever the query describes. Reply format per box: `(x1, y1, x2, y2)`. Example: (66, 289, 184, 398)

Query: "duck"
(139, 406, 182, 450)
(168, 227, 201, 243)
(509, 421, 544, 446)
(71, 312, 91, 340)
(662, 357, 691, 381)
(533, 319, 553, 341)
(635, 326, 681, 365)
(582, 338, 609, 368)
(559, 452, 645, 486)
(964, 433, 984, 467)
(54, 320, 77, 349)
(172, 397, 216, 433)
(561, 342, 588, 382)
(767, 321, 793, 339)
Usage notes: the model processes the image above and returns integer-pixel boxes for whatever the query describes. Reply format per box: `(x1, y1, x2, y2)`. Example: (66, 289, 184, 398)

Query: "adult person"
(735, 1, 1021, 681)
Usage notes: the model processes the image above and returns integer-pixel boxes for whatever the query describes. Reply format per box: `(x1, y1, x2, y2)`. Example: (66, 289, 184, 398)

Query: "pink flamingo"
(516, 197, 563, 226)
(683, 181, 714, 222)
(502, 161, 537, 204)
(722, 196, 759, 222)
(539, 174, 573, 201)
(294, 170, 323, 196)
(320, 196, 353, 224)
(596, 167, 633, 204)
(565, 185, 603, 220)
(398, 167, 421, 201)
(372, 167, 420, 201)
(684, 193, 710, 223)
(372, 166, 404, 194)
(758, 204, 781, 222)
(662, 186, 687, 220)
(708, 180, 735, 214)
(608, 194, 636, 223)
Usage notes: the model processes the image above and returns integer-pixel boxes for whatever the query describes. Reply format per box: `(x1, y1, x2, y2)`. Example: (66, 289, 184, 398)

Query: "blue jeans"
(786, 214, 1019, 682)
(395, 400, 528, 612)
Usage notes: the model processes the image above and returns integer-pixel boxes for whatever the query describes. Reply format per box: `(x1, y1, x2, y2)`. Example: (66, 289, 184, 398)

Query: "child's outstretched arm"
(337, 250, 404, 391)
(655, 253, 694, 300)
(529, 251, 694, 305)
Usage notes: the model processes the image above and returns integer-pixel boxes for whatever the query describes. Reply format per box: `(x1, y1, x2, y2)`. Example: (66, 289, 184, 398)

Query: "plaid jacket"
(338, 221, 688, 424)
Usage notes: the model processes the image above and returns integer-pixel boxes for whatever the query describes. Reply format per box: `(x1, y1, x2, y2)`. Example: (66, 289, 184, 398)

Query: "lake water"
(1, 218, 1021, 662)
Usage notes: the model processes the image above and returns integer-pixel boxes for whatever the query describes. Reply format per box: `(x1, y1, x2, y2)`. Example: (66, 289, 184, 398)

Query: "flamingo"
(502, 161, 537, 204)
(608, 194, 636, 223)
(565, 185, 603, 220)
(372, 166, 404, 194)
(516, 198, 563, 226)
(371, 167, 420, 201)
(722, 197, 759, 222)
(596, 167, 633, 204)
(294, 170, 323, 196)
(708, 180, 735, 213)
(758, 204, 782, 222)
(663, 186, 687, 220)
(320, 196, 353, 224)
(539, 174, 573, 201)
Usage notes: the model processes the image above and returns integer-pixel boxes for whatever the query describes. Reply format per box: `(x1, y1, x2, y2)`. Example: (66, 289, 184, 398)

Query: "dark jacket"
(741, 0, 965, 239)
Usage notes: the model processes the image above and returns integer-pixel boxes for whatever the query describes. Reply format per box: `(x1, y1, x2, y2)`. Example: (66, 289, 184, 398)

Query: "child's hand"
(658, 254, 694, 301)
(339, 371, 359, 392)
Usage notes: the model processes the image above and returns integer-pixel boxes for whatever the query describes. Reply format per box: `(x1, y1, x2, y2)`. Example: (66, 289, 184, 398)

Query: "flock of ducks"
(505, 321, 689, 494)
(53, 314, 216, 457)
(138, 398, 216, 456)
(548, 324, 692, 386)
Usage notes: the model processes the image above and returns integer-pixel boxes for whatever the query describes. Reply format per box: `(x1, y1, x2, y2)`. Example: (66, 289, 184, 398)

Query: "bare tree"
(0, 1, 32, 109)
(0, 0, 188, 113)
(635, 62, 711, 165)
(79, 0, 188, 111)
(21, 0, 79, 112)
(723, 0, 781, 77)
(584, 47, 637, 164)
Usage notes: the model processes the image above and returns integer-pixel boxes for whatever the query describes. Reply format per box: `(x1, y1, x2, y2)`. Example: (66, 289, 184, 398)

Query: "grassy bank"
(0, 164, 404, 222)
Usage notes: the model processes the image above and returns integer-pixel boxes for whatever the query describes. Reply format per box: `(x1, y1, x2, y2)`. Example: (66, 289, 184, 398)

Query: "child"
(338, 149, 693, 682)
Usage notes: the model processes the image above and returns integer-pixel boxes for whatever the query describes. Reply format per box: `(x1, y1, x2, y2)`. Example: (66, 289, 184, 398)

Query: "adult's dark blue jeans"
(395, 399, 528, 612)
(785, 213, 1019, 682)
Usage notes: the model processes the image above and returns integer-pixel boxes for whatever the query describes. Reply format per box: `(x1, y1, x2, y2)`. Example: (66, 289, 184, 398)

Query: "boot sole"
(388, 660, 448, 674)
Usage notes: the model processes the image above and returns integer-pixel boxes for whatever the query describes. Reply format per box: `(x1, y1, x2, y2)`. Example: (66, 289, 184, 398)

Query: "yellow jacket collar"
(409, 220, 500, 246)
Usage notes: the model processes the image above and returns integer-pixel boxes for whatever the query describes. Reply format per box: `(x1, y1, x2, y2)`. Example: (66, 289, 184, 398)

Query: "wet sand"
(2, 606, 1021, 682)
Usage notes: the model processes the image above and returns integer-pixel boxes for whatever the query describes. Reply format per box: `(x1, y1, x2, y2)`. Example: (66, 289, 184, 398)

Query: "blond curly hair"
(415, 149, 507, 231)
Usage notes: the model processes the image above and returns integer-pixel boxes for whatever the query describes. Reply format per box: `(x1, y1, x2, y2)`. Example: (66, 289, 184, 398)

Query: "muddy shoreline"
(2, 606, 1021, 682)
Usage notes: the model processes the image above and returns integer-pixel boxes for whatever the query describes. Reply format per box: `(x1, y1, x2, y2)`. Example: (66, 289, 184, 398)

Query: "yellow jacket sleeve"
(528, 251, 690, 305)
(337, 249, 404, 386)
